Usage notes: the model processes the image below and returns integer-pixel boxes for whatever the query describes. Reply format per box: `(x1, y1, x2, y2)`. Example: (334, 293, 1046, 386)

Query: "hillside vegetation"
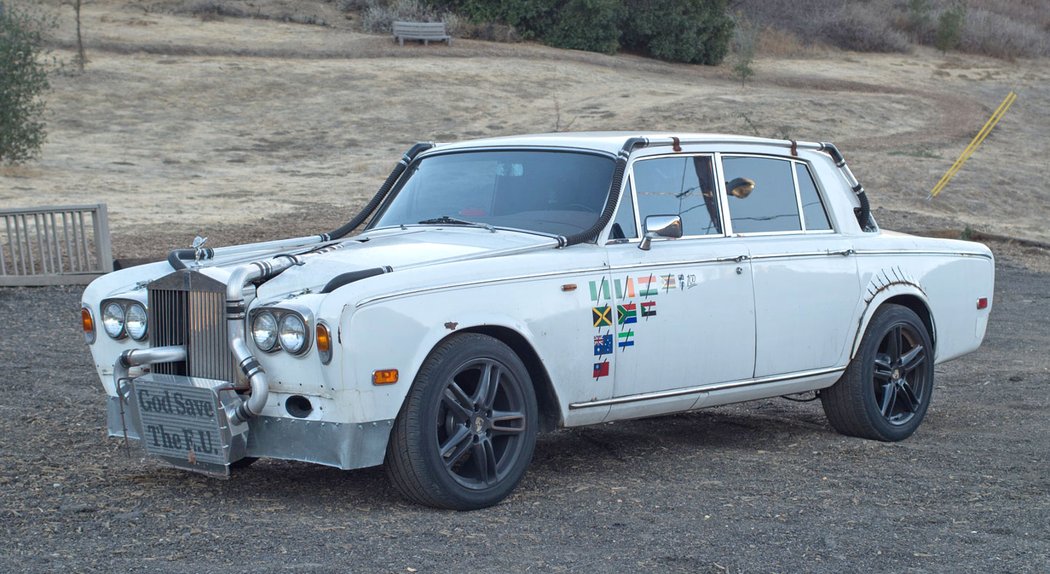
(0, 0, 1047, 260)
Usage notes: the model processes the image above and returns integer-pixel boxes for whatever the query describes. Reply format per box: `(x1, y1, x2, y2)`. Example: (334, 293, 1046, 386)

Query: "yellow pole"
(929, 91, 1017, 199)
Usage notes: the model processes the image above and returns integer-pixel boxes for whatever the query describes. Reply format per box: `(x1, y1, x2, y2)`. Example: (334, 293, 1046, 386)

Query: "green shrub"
(730, 13, 756, 84)
(430, 0, 733, 64)
(621, 0, 733, 65)
(543, 0, 622, 54)
(935, 2, 966, 53)
(0, 2, 51, 164)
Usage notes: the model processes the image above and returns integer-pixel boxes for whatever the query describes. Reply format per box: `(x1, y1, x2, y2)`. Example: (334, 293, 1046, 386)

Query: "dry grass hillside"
(2, 0, 1048, 260)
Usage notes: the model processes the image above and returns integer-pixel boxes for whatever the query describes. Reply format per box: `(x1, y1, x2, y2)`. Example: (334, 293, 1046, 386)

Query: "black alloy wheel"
(821, 304, 935, 442)
(387, 333, 538, 510)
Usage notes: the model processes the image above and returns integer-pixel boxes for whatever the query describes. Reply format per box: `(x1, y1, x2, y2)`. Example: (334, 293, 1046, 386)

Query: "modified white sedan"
(81, 133, 994, 509)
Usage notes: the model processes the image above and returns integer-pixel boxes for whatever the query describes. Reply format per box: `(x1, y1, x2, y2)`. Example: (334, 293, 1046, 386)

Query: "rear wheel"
(386, 333, 537, 510)
(821, 304, 934, 442)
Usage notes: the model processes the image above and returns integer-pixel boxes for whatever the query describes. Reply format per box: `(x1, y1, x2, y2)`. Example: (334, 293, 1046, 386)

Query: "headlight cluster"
(251, 309, 311, 355)
(100, 299, 148, 341)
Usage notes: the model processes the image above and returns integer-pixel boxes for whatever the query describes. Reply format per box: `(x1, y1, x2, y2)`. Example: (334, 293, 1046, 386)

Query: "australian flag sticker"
(594, 334, 613, 356)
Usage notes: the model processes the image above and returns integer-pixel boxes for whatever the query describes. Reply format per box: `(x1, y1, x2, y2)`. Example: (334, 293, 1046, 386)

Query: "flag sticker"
(592, 305, 612, 328)
(617, 303, 637, 325)
(589, 279, 610, 303)
(641, 301, 657, 318)
(593, 362, 610, 379)
(615, 277, 635, 300)
(617, 330, 635, 349)
(594, 334, 613, 355)
(662, 274, 676, 292)
(638, 275, 658, 297)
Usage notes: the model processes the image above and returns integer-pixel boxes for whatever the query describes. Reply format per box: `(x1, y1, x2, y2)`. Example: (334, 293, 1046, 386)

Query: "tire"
(386, 333, 538, 510)
(821, 304, 934, 442)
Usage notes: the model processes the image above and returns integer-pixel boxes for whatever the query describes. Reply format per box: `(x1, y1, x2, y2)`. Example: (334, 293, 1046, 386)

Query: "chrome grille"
(148, 270, 236, 382)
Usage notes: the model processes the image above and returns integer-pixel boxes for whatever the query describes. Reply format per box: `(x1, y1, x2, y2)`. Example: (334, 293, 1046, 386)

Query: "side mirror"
(639, 215, 683, 251)
(727, 177, 756, 199)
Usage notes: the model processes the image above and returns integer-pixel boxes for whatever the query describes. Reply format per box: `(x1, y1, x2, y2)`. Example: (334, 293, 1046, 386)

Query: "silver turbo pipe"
(113, 346, 187, 399)
(226, 244, 348, 424)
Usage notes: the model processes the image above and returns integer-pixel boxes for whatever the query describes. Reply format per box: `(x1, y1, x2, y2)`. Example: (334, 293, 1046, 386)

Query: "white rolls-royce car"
(81, 133, 994, 509)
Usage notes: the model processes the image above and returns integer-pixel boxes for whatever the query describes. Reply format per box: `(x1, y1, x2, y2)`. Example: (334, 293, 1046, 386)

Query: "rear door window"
(722, 156, 801, 234)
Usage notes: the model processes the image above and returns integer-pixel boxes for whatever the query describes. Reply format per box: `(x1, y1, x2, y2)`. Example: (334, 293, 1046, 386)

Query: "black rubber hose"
(855, 185, 873, 231)
(322, 142, 434, 241)
(167, 248, 214, 271)
(819, 142, 872, 232)
(320, 266, 392, 293)
(561, 137, 648, 247)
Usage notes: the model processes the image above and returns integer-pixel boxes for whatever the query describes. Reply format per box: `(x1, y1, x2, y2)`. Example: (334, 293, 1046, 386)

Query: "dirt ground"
(0, 246, 1047, 573)
(1, 2, 1049, 572)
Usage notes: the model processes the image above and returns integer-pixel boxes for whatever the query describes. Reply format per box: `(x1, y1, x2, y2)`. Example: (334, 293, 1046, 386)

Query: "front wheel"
(386, 333, 538, 510)
(821, 304, 934, 442)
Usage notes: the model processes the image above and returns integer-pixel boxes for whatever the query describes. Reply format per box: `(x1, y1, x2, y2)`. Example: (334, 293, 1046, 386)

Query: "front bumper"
(107, 382, 392, 472)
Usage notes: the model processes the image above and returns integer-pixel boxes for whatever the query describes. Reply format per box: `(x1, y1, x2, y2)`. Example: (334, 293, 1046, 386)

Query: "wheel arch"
(851, 288, 936, 360)
(447, 325, 563, 433)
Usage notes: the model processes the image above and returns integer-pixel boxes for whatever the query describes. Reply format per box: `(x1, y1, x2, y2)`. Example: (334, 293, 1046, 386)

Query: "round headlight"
(125, 303, 148, 341)
(252, 312, 278, 352)
(102, 302, 126, 339)
(278, 313, 307, 354)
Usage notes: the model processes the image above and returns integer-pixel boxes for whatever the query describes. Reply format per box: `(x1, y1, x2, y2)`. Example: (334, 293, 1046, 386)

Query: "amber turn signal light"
(372, 369, 399, 385)
(316, 323, 333, 365)
(81, 307, 96, 344)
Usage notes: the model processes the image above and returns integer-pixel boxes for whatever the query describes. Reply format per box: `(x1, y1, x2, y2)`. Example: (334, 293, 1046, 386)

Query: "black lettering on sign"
(173, 392, 215, 419)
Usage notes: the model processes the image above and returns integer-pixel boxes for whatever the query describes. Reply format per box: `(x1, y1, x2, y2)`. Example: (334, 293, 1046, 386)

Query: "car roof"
(431, 132, 791, 156)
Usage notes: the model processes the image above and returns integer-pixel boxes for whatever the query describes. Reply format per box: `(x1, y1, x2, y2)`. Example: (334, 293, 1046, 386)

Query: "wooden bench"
(392, 21, 451, 47)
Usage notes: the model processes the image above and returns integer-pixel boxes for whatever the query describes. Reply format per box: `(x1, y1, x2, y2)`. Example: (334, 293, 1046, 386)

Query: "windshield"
(369, 150, 616, 236)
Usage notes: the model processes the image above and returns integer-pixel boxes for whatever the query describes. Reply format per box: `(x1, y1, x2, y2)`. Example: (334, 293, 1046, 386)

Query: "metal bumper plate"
(129, 373, 249, 478)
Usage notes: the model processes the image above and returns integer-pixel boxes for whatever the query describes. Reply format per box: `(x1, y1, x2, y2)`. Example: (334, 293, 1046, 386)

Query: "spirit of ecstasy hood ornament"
(192, 236, 208, 264)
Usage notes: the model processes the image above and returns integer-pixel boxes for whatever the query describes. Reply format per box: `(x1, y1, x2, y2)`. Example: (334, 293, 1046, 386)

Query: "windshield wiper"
(418, 216, 495, 232)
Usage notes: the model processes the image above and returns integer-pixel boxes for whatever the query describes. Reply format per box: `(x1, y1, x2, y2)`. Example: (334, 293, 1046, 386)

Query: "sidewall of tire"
(387, 333, 538, 510)
(822, 305, 934, 442)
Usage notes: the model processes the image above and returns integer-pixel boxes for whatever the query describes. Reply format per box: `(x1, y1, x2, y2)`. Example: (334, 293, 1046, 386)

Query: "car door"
(720, 155, 860, 377)
(599, 154, 757, 420)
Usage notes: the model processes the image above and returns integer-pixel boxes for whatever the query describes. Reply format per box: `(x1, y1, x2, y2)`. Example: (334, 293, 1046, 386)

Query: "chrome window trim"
(853, 249, 993, 260)
(568, 366, 846, 409)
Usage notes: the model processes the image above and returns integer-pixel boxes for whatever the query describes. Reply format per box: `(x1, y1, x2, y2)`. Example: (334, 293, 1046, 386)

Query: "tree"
(935, 2, 965, 54)
(0, 1, 52, 163)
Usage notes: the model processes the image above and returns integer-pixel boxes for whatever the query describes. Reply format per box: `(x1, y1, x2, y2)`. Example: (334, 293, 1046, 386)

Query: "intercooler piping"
(225, 244, 347, 425)
(559, 137, 649, 247)
(818, 142, 874, 232)
(322, 141, 434, 241)
(113, 346, 188, 398)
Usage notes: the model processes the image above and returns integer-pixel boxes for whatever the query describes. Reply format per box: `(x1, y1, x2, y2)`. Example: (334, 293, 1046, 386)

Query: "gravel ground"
(1, 253, 1047, 574)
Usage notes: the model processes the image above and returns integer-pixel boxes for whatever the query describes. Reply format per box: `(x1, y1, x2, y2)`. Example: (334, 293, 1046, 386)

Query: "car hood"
(256, 226, 559, 297)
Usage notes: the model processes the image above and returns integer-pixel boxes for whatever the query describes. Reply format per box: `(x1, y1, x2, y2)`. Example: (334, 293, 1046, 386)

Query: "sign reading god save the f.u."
(134, 381, 226, 465)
